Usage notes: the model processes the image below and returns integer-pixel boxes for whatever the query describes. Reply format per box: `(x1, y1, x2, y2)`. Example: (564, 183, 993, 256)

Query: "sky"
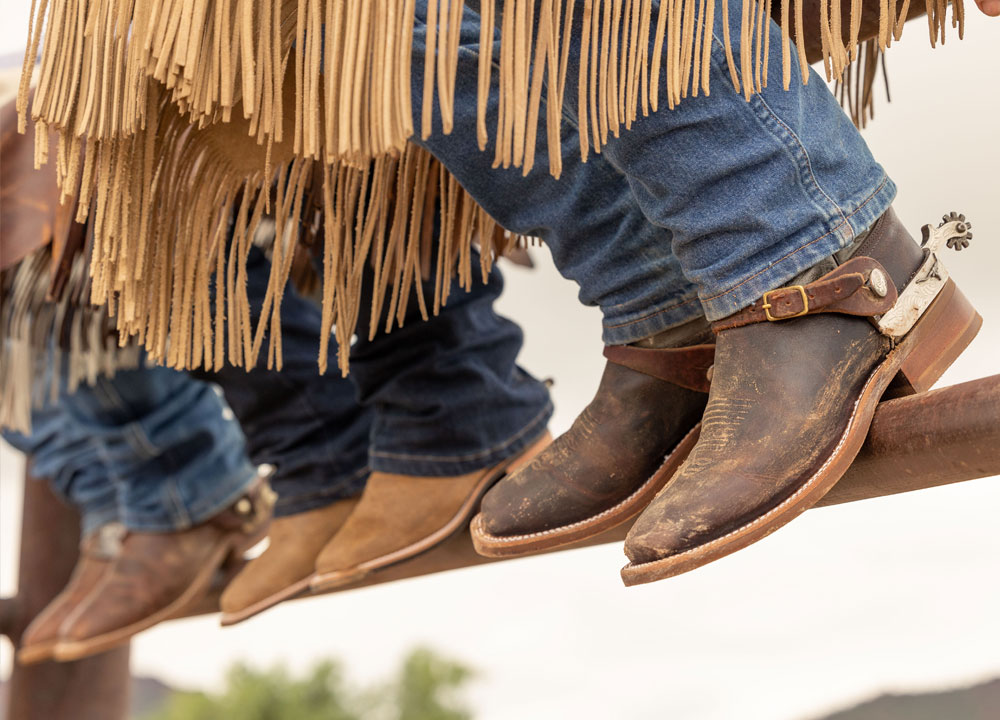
(0, 8, 998, 720)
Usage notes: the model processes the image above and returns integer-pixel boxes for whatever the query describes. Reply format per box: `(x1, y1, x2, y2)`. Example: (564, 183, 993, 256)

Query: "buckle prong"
(762, 285, 809, 321)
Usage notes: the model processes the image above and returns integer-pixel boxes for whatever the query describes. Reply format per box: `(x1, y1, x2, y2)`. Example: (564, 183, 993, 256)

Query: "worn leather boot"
(17, 525, 121, 665)
(52, 476, 275, 661)
(470, 339, 714, 558)
(311, 431, 552, 592)
(219, 497, 360, 626)
(622, 209, 980, 585)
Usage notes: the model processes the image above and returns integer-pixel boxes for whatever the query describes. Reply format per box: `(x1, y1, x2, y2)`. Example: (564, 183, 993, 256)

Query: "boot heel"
(893, 279, 982, 395)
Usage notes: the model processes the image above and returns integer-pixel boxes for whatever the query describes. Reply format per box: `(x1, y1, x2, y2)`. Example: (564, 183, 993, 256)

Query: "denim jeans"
(193, 247, 373, 518)
(3, 358, 259, 536)
(200, 245, 552, 517)
(411, 1, 895, 328)
(4, 401, 118, 536)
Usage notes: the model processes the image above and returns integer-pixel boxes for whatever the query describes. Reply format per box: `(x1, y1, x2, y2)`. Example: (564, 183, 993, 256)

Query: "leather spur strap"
(711, 256, 898, 333)
(603, 344, 716, 393)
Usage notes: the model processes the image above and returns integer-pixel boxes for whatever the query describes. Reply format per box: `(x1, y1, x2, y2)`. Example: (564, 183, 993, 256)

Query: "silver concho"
(868, 268, 889, 298)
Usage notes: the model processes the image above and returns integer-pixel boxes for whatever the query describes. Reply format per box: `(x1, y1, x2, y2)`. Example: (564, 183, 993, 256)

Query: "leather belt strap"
(603, 344, 716, 394)
(711, 256, 898, 333)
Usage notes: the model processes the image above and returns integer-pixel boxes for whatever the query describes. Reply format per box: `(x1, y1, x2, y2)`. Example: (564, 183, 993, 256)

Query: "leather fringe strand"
(13, 0, 962, 374)
(19, 0, 964, 172)
(38, 80, 524, 376)
(1, 245, 141, 433)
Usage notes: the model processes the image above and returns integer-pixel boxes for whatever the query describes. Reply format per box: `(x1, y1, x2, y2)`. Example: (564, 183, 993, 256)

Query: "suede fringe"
(0, 245, 142, 433)
(19, 0, 965, 166)
(14, 0, 963, 373)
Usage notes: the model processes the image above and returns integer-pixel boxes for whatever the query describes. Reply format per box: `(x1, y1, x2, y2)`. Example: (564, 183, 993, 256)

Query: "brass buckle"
(762, 285, 809, 321)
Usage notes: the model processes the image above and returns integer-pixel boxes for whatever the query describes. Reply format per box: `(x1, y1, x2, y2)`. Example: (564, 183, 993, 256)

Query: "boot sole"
(52, 527, 267, 661)
(308, 436, 552, 593)
(17, 640, 58, 665)
(219, 574, 315, 627)
(621, 279, 981, 586)
(468, 423, 702, 558)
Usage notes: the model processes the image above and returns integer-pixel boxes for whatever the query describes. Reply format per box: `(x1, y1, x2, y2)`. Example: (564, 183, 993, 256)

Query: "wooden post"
(1, 472, 131, 720)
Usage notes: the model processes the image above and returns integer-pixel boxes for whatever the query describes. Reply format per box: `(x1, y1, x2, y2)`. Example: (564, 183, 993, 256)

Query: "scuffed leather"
(625, 208, 924, 565)
(20, 534, 112, 650)
(480, 359, 708, 537)
(59, 480, 272, 642)
(711, 256, 898, 331)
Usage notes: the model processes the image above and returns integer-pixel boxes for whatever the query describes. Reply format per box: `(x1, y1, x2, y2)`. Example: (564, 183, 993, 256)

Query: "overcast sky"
(1, 9, 998, 720)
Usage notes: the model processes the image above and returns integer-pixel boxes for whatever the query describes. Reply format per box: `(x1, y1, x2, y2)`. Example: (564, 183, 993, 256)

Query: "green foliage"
(143, 648, 475, 720)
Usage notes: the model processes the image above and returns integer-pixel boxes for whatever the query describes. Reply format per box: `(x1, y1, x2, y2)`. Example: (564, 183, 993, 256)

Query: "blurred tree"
(144, 648, 474, 720)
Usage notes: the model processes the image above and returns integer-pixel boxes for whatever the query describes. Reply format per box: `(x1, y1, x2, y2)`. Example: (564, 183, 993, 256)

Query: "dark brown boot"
(17, 526, 121, 665)
(470, 341, 714, 557)
(622, 209, 980, 585)
(52, 476, 275, 661)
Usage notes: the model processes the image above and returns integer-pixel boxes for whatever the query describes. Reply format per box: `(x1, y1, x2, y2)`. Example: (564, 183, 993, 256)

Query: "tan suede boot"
(311, 431, 551, 592)
(17, 525, 121, 665)
(219, 497, 360, 626)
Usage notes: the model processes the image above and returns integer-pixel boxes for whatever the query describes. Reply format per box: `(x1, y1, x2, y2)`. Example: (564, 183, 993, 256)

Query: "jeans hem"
(80, 505, 121, 538)
(699, 176, 897, 321)
(369, 401, 553, 476)
(274, 466, 370, 517)
(601, 293, 705, 345)
(121, 460, 260, 532)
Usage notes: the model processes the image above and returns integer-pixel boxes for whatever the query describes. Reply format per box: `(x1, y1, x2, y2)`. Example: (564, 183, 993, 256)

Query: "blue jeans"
(411, 1, 895, 328)
(3, 359, 259, 536)
(194, 248, 373, 518)
(200, 245, 552, 517)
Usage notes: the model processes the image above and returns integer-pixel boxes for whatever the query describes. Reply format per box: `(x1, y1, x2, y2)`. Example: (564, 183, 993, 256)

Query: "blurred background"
(0, 9, 997, 720)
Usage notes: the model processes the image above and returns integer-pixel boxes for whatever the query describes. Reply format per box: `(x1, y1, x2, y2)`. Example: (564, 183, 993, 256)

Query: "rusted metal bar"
(2, 471, 130, 720)
(819, 374, 1000, 506)
(183, 374, 1000, 614)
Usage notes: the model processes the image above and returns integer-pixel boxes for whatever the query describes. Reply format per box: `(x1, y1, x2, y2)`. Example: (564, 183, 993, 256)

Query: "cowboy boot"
(52, 475, 275, 661)
(311, 431, 552, 592)
(470, 321, 715, 558)
(219, 496, 360, 626)
(16, 524, 122, 665)
(622, 208, 980, 584)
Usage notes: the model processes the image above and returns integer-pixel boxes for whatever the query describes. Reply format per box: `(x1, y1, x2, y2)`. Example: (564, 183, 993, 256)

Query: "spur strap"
(711, 256, 898, 333)
(603, 344, 716, 393)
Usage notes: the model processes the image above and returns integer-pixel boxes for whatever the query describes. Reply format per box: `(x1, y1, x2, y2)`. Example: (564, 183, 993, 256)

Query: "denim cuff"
(369, 401, 553, 476)
(601, 292, 706, 345)
(120, 459, 260, 532)
(273, 465, 369, 518)
(698, 176, 897, 321)
(79, 503, 121, 539)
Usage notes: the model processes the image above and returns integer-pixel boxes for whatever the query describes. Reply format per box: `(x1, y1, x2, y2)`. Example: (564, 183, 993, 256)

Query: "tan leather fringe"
(20, 0, 966, 175)
(1, 244, 142, 433)
(21, 75, 525, 376)
(14, 0, 963, 374)
(835, 38, 888, 129)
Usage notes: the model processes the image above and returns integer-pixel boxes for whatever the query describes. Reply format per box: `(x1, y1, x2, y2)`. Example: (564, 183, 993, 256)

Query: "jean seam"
(706, 31, 849, 235)
(93, 377, 163, 459)
(699, 175, 890, 304)
(752, 92, 850, 234)
(369, 401, 551, 463)
(165, 481, 192, 528)
(275, 466, 369, 506)
(603, 292, 703, 329)
(123, 462, 258, 530)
